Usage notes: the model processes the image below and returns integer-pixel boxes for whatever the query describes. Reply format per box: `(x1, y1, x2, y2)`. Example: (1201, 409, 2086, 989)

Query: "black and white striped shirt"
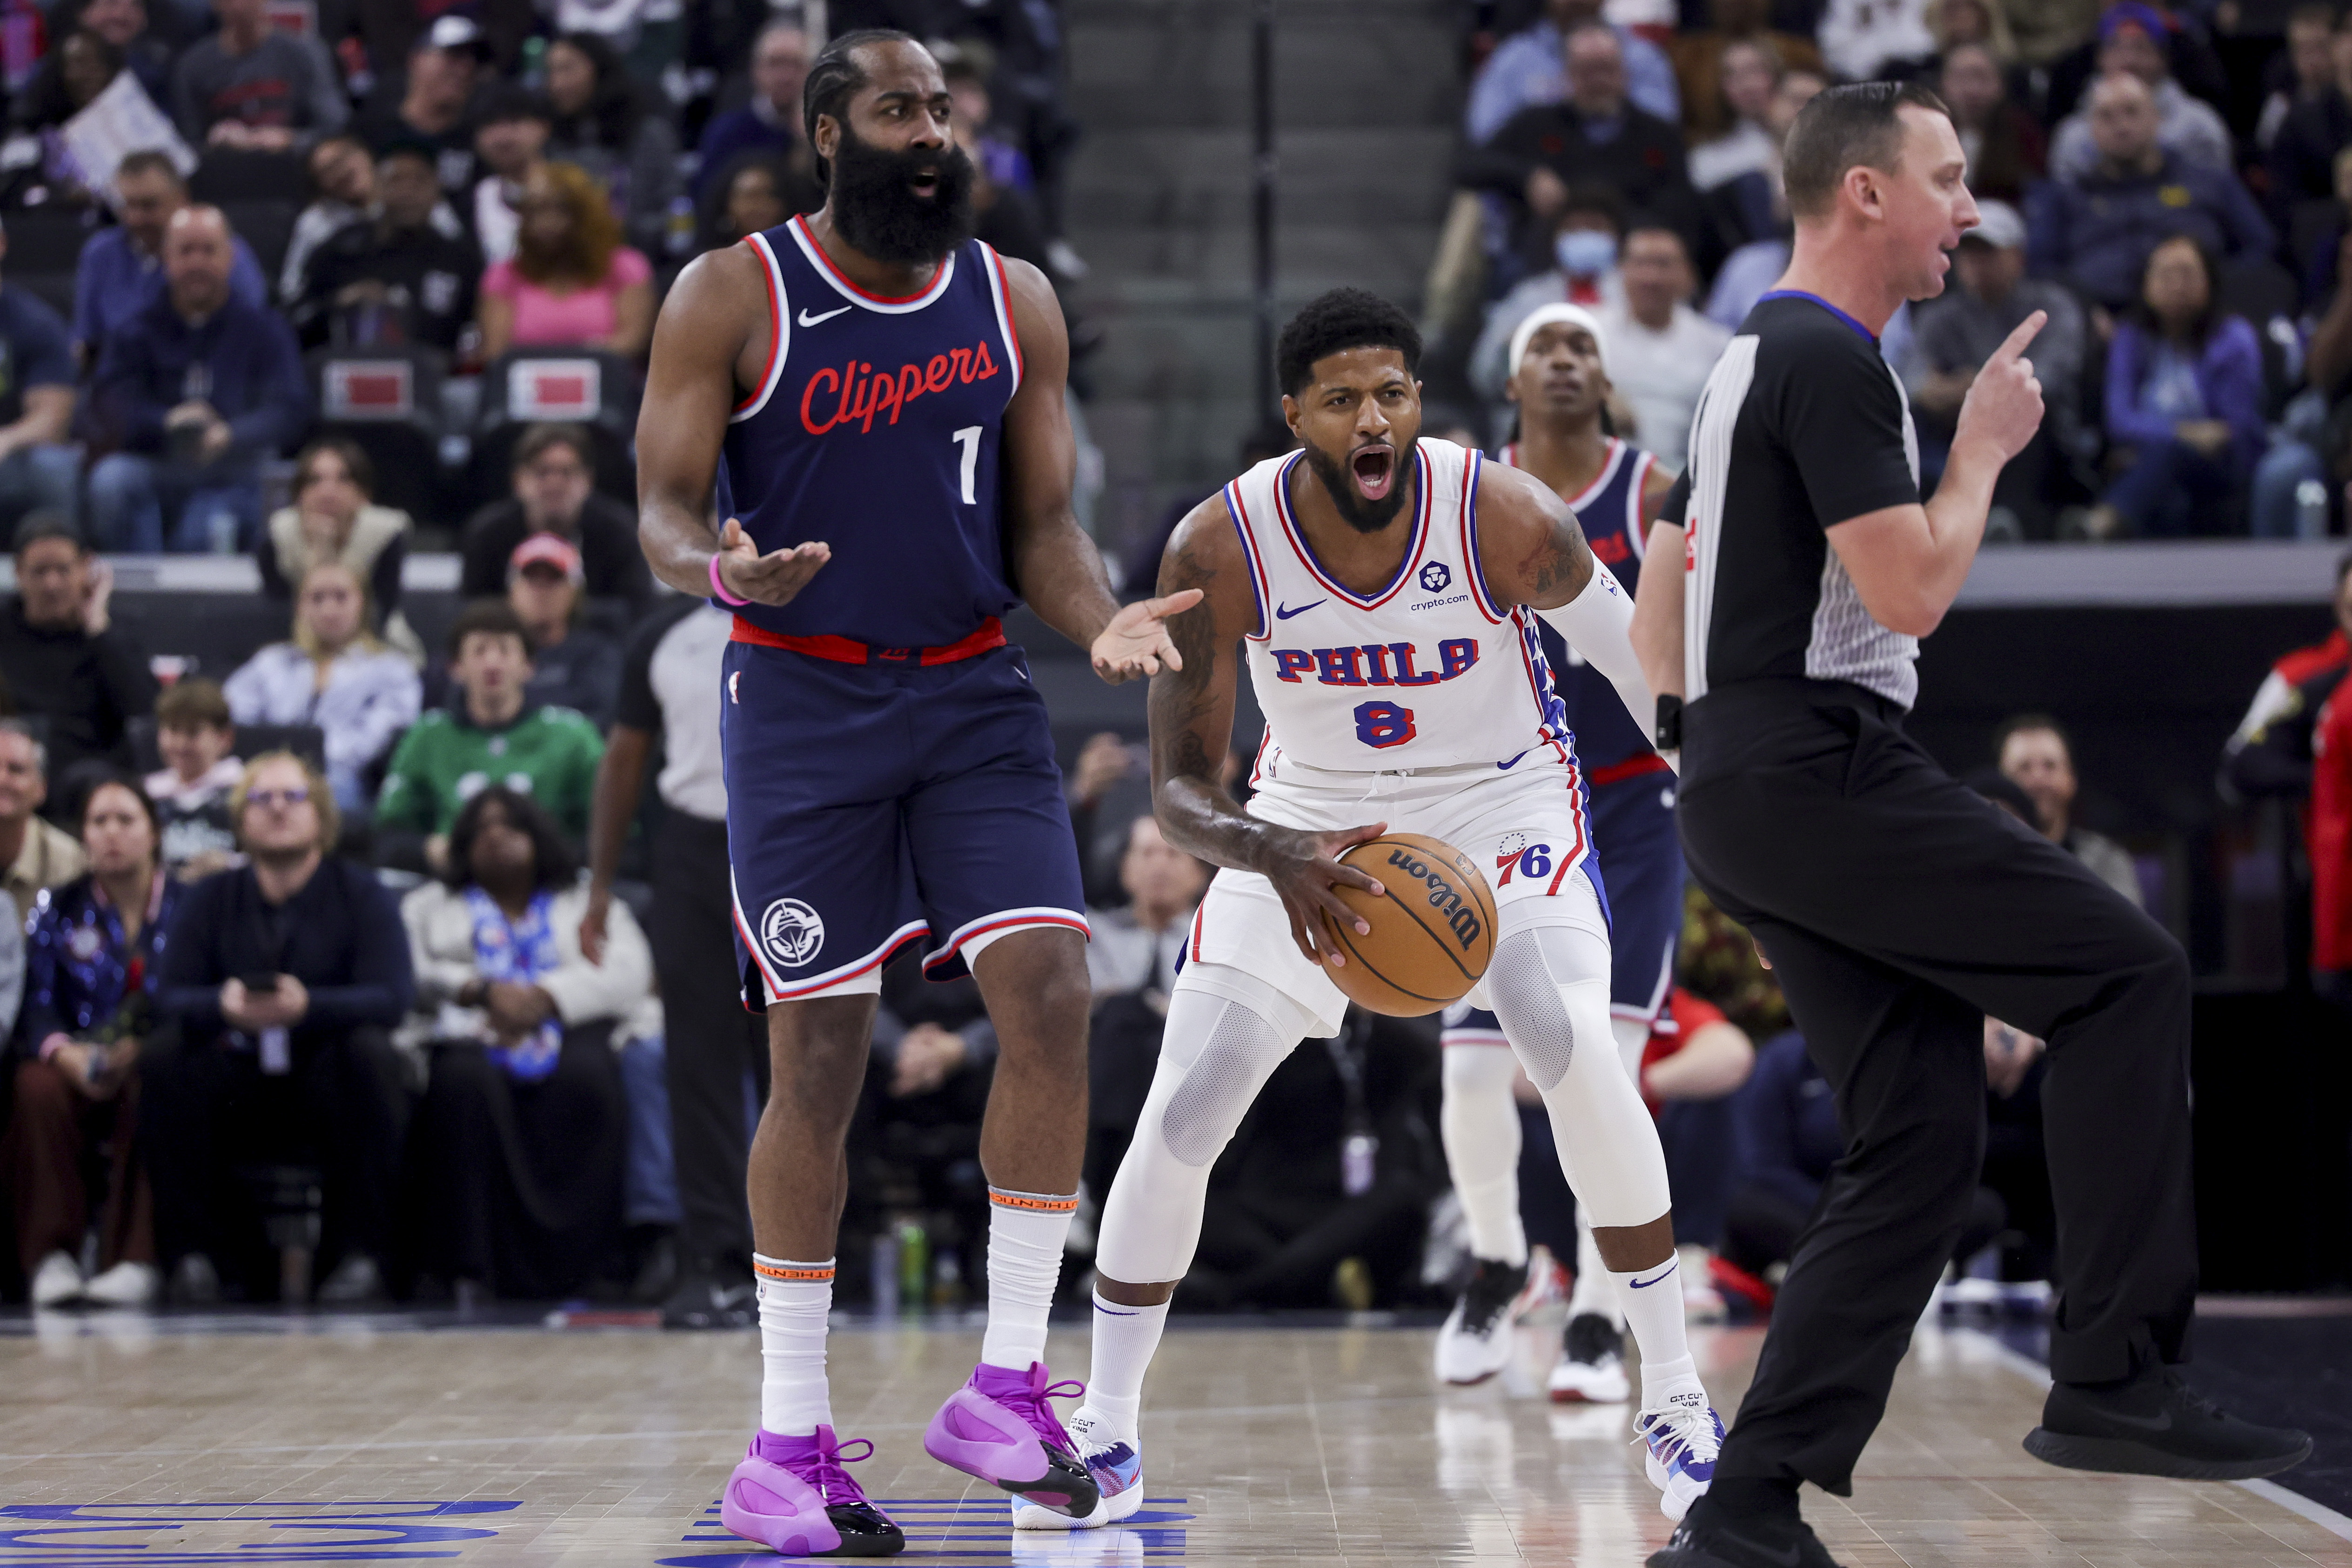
(1672, 291, 1923, 710)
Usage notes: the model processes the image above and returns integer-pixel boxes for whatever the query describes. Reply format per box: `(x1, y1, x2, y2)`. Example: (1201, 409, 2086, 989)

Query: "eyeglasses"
(246, 787, 311, 808)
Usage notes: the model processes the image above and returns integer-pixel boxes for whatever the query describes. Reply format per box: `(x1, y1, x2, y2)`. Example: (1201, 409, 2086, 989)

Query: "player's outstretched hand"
(1091, 589, 1206, 684)
(1259, 821, 1389, 967)
(714, 517, 831, 607)
(1954, 309, 2046, 465)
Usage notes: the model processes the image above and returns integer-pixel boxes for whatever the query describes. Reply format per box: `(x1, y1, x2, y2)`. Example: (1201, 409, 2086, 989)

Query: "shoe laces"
(1001, 1364, 1087, 1455)
(1635, 1401, 1723, 1467)
(790, 1432, 879, 1509)
(2158, 1368, 2225, 1423)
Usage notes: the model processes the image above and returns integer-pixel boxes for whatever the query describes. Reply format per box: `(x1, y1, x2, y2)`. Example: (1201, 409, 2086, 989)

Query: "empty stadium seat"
(469, 347, 639, 506)
(4, 208, 98, 275)
(192, 150, 312, 206)
(219, 199, 300, 289)
(308, 345, 450, 523)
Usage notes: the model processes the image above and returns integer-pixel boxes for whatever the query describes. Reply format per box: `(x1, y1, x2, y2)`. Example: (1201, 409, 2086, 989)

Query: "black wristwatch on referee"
(1655, 694, 1683, 753)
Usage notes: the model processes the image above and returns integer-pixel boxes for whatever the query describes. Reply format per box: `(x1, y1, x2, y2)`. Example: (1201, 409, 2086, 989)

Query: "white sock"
(1607, 1253, 1704, 1410)
(1567, 1214, 1618, 1323)
(755, 1255, 834, 1436)
(1082, 1292, 1168, 1440)
(979, 1187, 1078, 1371)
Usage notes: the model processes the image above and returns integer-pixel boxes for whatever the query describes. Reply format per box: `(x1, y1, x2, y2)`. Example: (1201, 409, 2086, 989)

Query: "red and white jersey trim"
(785, 214, 958, 313)
(730, 232, 792, 423)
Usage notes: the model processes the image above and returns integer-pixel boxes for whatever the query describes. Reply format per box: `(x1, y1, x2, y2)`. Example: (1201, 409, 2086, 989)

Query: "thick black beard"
(1303, 439, 1415, 535)
(827, 124, 975, 264)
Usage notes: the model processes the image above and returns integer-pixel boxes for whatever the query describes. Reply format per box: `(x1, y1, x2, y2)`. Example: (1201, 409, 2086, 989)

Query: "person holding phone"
(144, 752, 415, 1306)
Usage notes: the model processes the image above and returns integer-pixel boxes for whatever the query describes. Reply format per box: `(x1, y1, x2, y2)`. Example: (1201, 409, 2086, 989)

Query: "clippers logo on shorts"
(1388, 845, 1485, 952)
(760, 898, 826, 968)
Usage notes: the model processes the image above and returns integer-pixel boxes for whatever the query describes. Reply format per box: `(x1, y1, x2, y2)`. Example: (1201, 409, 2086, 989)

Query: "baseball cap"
(1960, 200, 2026, 251)
(509, 532, 584, 583)
(426, 14, 489, 56)
(2099, 1, 2167, 42)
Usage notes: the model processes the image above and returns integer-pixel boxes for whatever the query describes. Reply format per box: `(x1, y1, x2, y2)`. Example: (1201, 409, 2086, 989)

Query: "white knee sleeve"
(1093, 967, 1304, 1285)
(1610, 1015, 1650, 1083)
(1487, 925, 1671, 1230)
(1441, 1043, 1526, 1264)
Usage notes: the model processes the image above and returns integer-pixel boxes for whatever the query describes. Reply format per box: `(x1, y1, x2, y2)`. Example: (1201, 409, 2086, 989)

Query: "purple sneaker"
(923, 1361, 1102, 1519)
(719, 1426, 904, 1557)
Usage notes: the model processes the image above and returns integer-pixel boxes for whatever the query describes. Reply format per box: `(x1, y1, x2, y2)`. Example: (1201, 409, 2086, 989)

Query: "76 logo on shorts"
(1492, 843, 1554, 886)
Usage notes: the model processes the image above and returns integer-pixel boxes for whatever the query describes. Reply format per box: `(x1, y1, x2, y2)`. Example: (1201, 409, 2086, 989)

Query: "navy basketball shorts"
(1442, 767, 1684, 1046)
(719, 640, 1088, 1005)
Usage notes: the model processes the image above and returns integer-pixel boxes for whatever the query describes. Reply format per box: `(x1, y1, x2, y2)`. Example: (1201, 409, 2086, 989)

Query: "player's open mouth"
(1353, 445, 1395, 500)
(909, 168, 941, 198)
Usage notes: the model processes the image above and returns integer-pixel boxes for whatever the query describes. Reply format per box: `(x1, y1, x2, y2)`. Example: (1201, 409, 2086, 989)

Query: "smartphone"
(238, 972, 281, 993)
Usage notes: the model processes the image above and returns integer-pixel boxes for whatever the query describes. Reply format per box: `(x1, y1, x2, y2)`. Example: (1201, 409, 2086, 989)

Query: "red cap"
(509, 531, 584, 584)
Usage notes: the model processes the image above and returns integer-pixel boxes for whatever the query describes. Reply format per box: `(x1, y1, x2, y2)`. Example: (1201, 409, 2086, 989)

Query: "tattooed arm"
(1150, 494, 1386, 966)
(1476, 458, 1663, 752)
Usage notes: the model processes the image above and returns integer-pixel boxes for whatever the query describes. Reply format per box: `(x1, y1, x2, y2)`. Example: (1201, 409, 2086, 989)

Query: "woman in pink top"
(476, 161, 656, 361)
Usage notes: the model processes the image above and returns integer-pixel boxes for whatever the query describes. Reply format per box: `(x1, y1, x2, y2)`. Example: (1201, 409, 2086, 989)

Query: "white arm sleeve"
(1534, 559, 1671, 770)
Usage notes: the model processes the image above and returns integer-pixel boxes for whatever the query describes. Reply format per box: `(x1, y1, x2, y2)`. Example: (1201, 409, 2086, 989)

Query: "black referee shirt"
(1671, 290, 1924, 709)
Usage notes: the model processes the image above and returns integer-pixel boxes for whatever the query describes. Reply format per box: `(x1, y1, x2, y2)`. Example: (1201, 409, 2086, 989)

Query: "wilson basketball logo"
(799, 342, 1003, 436)
(1388, 847, 1484, 951)
(760, 898, 826, 967)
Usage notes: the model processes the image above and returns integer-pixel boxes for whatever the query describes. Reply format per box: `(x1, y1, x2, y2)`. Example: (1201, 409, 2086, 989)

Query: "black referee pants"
(651, 810, 770, 1273)
(1677, 678, 2197, 1497)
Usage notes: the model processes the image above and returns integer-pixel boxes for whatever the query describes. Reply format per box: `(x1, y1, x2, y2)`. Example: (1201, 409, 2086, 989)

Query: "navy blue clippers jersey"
(1501, 437, 1661, 771)
(720, 214, 1026, 648)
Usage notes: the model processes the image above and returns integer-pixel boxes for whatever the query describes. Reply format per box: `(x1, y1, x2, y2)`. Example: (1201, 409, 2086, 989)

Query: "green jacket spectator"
(373, 602, 602, 866)
(374, 702, 602, 839)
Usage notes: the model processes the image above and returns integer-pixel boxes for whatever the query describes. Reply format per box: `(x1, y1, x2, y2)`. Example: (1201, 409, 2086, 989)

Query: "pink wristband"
(709, 554, 750, 607)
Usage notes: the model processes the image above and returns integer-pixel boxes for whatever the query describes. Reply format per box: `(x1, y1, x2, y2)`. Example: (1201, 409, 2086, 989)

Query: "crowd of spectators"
(0, 0, 2289, 1322)
(0, 0, 1079, 554)
(1441, 0, 2352, 537)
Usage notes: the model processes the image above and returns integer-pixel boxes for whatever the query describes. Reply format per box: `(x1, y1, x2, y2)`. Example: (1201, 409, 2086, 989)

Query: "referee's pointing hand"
(1953, 309, 2047, 465)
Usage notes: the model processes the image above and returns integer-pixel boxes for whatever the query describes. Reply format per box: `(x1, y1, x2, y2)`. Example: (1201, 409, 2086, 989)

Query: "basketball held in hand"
(1319, 832, 1497, 1016)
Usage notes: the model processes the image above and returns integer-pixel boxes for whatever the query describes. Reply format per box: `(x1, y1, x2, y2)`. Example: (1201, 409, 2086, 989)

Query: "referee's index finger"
(1988, 310, 2048, 364)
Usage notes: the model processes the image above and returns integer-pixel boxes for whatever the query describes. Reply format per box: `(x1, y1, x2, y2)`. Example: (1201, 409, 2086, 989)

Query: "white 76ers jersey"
(1226, 436, 1574, 776)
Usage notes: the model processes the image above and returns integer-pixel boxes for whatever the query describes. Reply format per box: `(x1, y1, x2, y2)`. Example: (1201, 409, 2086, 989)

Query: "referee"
(1637, 83, 2310, 1568)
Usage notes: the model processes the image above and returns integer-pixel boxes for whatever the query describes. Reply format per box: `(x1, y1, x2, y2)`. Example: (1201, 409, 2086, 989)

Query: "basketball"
(1318, 832, 1498, 1016)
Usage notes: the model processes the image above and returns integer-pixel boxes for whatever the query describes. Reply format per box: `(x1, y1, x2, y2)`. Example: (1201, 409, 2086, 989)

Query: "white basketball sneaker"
(1434, 1256, 1543, 1385)
(1013, 1408, 1143, 1530)
(1548, 1311, 1632, 1403)
(1633, 1395, 1726, 1521)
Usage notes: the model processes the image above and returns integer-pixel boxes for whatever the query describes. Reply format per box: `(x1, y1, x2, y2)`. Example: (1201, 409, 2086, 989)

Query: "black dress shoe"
(1646, 1497, 1845, 1568)
(2026, 1366, 2313, 1481)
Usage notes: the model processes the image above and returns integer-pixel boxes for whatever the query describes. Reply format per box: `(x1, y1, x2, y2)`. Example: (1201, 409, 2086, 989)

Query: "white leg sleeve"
(1610, 1015, 1650, 1082)
(1440, 1044, 1527, 1266)
(1092, 967, 1305, 1286)
(1486, 922, 1672, 1230)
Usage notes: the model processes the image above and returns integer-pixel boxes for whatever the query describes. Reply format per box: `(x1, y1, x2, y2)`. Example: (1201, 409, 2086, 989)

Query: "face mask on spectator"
(1555, 228, 1618, 278)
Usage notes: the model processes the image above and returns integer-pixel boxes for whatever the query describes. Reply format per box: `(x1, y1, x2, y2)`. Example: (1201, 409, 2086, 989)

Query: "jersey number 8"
(1353, 701, 1417, 750)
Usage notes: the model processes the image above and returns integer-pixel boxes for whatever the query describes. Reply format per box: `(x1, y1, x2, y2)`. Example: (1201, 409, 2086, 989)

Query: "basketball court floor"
(2, 1305, 2348, 1568)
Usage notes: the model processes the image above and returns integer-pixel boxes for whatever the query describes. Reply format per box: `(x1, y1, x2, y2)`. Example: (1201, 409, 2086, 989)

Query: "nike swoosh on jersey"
(1274, 600, 1324, 620)
(797, 305, 853, 327)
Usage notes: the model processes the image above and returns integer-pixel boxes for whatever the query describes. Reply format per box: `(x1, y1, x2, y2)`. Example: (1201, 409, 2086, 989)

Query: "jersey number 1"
(953, 426, 980, 504)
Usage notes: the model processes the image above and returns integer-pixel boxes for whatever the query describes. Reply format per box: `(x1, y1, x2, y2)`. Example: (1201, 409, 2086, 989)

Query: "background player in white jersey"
(1050, 290, 1724, 1531)
(1436, 304, 1689, 1402)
